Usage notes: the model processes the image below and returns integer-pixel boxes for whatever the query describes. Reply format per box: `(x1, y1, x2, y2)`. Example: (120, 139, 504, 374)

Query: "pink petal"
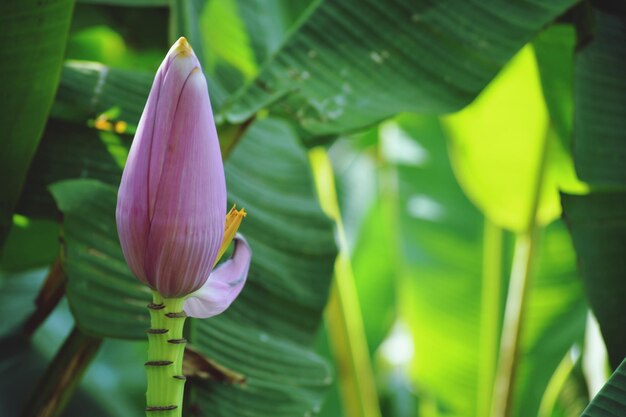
(116, 59, 165, 283)
(184, 234, 251, 318)
(147, 52, 201, 220)
(143, 68, 226, 297)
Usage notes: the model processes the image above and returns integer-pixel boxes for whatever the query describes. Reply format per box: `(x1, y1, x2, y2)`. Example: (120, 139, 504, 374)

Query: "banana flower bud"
(116, 37, 250, 317)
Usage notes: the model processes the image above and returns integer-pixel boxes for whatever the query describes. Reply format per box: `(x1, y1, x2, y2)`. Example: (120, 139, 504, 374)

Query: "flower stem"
(146, 291, 187, 417)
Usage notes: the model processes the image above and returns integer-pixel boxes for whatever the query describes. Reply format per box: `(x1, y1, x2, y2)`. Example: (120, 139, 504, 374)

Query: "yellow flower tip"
(226, 204, 246, 219)
(173, 36, 193, 55)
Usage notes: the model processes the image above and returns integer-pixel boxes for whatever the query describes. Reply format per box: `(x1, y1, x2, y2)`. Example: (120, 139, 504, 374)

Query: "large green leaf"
(49, 179, 149, 338)
(18, 121, 130, 218)
(51, 62, 152, 125)
(443, 44, 585, 233)
(0, 0, 75, 245)
(443, 45, 552, 232)
(581, 359, 626, 417)
(46, 117, 336, 415)
(376, 114, 585, 417)
(222, 0, 579, 135)
(51, 61, 230, 125)
(561, 192, 626, 369)
(562, 5, 626, 370)
(573, 7, 626, 186)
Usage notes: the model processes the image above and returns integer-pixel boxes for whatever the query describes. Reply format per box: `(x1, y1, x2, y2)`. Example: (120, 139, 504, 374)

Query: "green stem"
(490, 127, 551, 417)
(19, 326, 102, 417)
(490, 230, 539, 417)
(537, 348, 578, 417)
(477, 220, 503, 417)
(309, 148, 381, 417)
(146, 291, 187, 417)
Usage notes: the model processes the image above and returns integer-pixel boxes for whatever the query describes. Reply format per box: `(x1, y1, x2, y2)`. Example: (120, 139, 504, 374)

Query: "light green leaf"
(444, 45, 585, 232)
(378, 114, 585, 417)
(443, 45, 550, 232)
(200, 0, 258, 80)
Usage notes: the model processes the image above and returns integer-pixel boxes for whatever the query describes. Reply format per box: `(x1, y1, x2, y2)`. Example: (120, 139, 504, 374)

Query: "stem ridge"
(146, 406, 178, 412)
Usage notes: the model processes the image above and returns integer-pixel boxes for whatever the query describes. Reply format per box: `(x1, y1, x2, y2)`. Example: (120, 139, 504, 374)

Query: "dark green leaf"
(52, 62, 152, 125)
(562, 191, 626, 368)
(222, 0, 579, 135)
(573, 8, 626, 186)
(18, 121, 128, 218)
(581, 359, 626, 417)
(0, 217, 59, 272)
(0, 0, 75, 245)
(52, 60, 233, 123)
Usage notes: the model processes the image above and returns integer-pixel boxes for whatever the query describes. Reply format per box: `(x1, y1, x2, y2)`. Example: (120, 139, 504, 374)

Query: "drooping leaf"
(222, 0, 579, 135)
(0, 0, 75, 246)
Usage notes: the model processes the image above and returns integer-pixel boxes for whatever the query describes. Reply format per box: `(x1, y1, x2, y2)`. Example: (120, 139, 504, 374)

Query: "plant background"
(1, 1, 625, 417)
